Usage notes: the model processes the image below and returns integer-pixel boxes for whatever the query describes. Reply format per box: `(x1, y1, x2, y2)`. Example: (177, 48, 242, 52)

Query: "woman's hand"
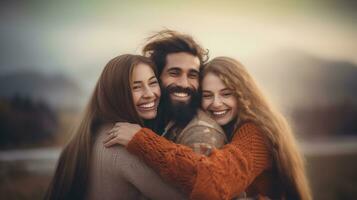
(103, 122, 142, 147)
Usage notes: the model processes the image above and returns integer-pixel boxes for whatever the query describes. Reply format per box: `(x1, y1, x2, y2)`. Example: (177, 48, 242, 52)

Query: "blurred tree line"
(292, 101, 357, 138)
(0, 94, 356, 149)
(0, 95, 58, 149)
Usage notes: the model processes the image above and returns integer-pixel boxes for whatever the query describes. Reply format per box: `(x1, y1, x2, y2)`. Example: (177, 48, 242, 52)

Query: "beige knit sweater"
(86, 125, 186, 200)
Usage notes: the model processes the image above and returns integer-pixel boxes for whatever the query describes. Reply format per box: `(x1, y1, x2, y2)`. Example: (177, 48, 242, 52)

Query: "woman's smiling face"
(201, 72, 238, 126)
(131, 63, 161, 120)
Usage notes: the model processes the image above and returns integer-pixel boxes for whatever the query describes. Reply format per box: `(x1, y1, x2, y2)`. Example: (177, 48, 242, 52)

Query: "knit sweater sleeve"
(126, 123, 272, 200)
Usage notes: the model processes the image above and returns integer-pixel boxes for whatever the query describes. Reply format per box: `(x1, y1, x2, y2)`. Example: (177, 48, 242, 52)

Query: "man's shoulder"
(175, 109, 227, 151)
(177, 109, 226, 141)
(186, 109, 222, 130)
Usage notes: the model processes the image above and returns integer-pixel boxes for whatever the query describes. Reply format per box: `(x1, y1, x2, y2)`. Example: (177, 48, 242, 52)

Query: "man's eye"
(169, 71, 179, 76)
(188, 73, 199, 79)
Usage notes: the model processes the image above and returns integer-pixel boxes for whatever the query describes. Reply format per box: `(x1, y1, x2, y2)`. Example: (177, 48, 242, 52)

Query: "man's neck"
(162, 109, 197, 140)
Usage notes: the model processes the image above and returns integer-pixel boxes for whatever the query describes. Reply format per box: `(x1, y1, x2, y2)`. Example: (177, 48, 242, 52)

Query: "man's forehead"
(165, 52, 200, 71)
(165, 66, 200, 72)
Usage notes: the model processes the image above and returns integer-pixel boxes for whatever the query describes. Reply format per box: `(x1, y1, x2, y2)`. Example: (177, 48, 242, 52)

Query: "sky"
(1, 0, 356, 106)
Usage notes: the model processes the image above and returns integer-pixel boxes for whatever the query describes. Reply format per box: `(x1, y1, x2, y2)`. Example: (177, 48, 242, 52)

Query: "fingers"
(107, 127, 119, 135)
(104, 138, 119, 148)
(108, 122, 121, 134)
(107, 122, 122, 135)
(103, 122, 141, 147)
(103, 132, 117, 143)
(107, 123, 121, 135)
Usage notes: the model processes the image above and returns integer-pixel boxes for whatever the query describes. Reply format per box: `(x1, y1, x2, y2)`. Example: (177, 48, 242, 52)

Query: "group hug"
(45, 30, 312, 200)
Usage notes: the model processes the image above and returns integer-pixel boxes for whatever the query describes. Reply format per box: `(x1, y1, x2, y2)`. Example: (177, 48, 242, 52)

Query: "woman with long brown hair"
(44, 54, 184, 200)
(105, 57, 312, 200)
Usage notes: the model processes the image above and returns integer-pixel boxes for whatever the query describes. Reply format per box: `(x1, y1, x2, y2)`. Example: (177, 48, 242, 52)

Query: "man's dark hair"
(142, 29, 209, 76)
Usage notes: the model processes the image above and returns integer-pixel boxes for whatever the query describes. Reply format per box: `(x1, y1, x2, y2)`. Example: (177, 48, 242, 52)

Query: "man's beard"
(161, 84, 200, 127)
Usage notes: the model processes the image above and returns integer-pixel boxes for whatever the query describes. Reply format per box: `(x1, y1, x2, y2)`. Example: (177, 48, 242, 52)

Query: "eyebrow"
(189, 69, 199, 73)
(133, 76, 156, 84)
(167, 67, 182, 71)
(202, 88, 231, 93)
(167, 67, 200, 75)
(220, 88, 232, 92)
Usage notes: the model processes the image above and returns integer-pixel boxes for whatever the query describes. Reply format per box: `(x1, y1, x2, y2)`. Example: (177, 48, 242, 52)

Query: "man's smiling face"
(159, 52, 201, 124)
(160, 52, 200, 106)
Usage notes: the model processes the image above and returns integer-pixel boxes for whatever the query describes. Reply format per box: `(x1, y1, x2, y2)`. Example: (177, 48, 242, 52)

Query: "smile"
(172, 92, 189, 97)
(137, 101, 156, 110)
(211, 109, 229, 117)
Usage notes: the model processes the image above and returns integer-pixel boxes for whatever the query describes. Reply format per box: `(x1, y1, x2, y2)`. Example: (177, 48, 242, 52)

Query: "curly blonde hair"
(202, 57, 312, 200)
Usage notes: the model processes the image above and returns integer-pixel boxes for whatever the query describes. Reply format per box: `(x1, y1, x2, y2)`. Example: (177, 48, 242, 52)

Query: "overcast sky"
(1, 0, 356, 94)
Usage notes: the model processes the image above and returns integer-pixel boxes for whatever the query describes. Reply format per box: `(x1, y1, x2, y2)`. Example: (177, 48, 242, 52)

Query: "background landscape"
(0, 0, 356, 199)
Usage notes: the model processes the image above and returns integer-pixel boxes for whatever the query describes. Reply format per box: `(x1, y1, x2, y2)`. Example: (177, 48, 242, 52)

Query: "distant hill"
(250, 50, 357, 111)
(0, 70, 86, 110)
(1, 50, 356, 112)
(247, 50, 357, 137)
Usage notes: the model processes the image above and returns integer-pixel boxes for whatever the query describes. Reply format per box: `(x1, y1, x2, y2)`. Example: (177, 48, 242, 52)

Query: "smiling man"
(159, 52, 200, 130)
(142, 30, 226, 148)
(101, 30, 228, 199)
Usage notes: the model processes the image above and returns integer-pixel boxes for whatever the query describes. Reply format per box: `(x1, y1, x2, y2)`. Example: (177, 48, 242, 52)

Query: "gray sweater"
(86, 125, 186, 200)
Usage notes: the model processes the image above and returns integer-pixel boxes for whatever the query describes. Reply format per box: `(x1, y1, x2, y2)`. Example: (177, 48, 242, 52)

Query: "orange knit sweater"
(127, 123, 277, 200)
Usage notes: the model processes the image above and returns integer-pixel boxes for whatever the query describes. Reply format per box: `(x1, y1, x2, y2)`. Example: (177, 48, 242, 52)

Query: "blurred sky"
(1, 0, 356, 108)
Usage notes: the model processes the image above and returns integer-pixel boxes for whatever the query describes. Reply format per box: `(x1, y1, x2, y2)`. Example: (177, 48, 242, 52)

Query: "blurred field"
(307, 153, 357, 199)
(0, 161, 51, 200)
(0, 146, 356, 200)
(0, 110, 78, 199)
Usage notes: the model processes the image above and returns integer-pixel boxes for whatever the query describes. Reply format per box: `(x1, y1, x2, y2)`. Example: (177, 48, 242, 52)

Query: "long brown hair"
(202, 57, 312, 200)
(44, 54, 156, 200)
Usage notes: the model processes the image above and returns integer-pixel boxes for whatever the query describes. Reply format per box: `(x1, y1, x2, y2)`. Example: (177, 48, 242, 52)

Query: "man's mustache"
(166, 85, 196, 96)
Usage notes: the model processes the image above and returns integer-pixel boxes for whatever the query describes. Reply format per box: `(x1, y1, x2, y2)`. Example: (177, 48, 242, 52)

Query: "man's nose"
(176, 76, 190, 88)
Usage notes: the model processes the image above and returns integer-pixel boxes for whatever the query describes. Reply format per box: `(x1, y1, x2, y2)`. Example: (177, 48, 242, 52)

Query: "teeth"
(139, 102, 155, 108)
(212, 110, 228, 116)
(173, 92, 188, 97)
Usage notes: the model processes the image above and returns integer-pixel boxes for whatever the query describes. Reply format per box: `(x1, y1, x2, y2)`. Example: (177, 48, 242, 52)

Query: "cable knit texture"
(127, 123, 274, 200)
